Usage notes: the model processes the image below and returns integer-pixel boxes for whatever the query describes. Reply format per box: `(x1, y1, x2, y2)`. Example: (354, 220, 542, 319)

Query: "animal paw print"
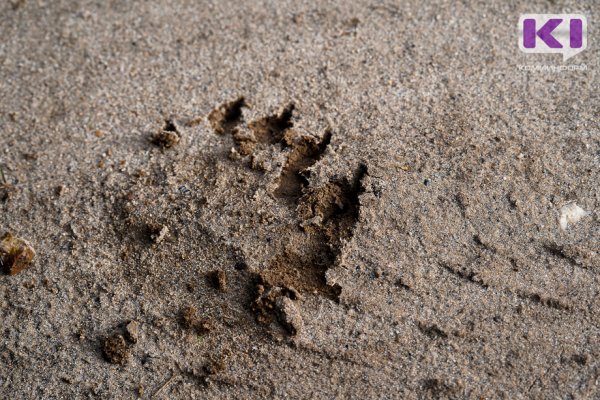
(209, 97, 367, 332)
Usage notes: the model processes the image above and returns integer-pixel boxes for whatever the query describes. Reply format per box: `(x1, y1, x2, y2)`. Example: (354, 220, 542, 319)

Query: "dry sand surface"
(0, 0, 599, 398)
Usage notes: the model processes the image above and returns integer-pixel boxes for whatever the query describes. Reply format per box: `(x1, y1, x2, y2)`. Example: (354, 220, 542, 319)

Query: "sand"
(0, 0, 598, 398)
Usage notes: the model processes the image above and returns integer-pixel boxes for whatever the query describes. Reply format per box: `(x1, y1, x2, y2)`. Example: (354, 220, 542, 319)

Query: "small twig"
(153, 372, 177, 399)
(0, 166, 6, 185)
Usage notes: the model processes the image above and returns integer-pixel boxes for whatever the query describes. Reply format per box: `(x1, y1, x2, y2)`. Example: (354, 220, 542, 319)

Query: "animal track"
(247, 103, 294, 147)
(227, 103, 295, 157)
(207, 97, 246, 135)
(209, 98, 367, 326)
(274, 129, 332, 201)
(151, 119, 181, 149)
(297, 164, 367, 243)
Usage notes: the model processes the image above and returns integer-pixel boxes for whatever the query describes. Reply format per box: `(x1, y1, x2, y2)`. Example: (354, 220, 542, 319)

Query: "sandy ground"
(0, 0, 599, 398)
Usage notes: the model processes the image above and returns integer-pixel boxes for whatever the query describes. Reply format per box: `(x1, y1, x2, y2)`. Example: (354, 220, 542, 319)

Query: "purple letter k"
(523, 18, 563, 48)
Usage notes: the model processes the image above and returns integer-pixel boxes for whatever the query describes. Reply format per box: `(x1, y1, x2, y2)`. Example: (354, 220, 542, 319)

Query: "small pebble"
(149, 225, 169, 244)
(559, 203, 588, 230)
(0, 232, 36, 276)
(125, 320, 140, 344)
(275, 296, 304, 336)
(102, 334, 129, 365)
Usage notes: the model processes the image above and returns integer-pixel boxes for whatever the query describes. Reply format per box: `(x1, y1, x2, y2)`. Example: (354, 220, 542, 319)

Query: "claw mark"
(274, 130, 332, 201)
(248, 103, 294, 145)
(233, 103, 295, 156)
(208, 97, 246, 135)
(151, 119, 180, 149)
